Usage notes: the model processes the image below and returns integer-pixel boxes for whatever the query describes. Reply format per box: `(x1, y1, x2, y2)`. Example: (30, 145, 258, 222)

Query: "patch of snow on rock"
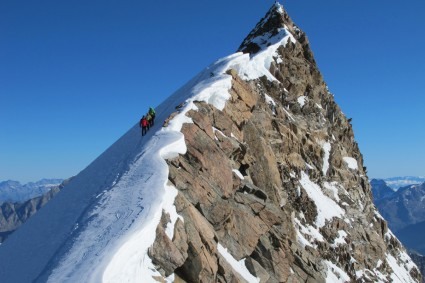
(297, 96, 306, 107)
(386, 253, 417, 283)
(218, 243, 260, 283)
(299, 172, 345, 228)
(164, 186, 184, 240)
(323, 181, 341, 202)
(294, 218, 324, 248)
(325, 260, 350, 283)
(236, 27, 296, 82)
(232, 169, 245, 180)
(321, 142, 331, 176)
(343, 157, 358, 170)
(331, 230, 348, 248)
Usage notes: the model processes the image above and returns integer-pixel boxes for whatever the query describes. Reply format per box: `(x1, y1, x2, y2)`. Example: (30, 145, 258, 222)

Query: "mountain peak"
(0, 3, 421, 283)
(270, 1, 285, 16)
(238, 2, 293, 54)
(237, 2, 317, 66)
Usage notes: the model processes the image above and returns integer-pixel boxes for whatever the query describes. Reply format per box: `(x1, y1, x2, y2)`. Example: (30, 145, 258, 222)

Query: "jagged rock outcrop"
(149, 3, 421, 282)
(0, 179, 70, 243)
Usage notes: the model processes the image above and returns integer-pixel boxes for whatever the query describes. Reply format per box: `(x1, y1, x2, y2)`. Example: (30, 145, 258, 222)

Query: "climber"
(145, 112, 152, 130)
(148, 107, 156, 126)
(140, 115, 148, 136)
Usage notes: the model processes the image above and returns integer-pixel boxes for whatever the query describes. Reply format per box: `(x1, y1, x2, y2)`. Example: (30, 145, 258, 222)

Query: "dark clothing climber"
(140, 116, 148, 136)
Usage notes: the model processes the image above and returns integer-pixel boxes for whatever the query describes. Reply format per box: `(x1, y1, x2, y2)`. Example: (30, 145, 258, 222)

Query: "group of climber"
(139, 107, 156, 136)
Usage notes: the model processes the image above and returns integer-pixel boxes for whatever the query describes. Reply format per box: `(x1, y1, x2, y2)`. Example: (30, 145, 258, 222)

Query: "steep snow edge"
(97, 25, 295, 283)
(90, 25, 296, 283)
(0, 27, 295, 282)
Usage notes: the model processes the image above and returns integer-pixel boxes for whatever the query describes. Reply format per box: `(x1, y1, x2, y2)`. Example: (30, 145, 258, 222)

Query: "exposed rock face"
(149, 4, 421, 282)
(0, 179, 70, 243)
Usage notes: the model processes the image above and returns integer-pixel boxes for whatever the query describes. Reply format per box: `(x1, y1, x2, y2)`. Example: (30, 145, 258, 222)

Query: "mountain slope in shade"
(371, 178, 395, 201)
(376, 182, 425, 232)
(0, 3, 421, 283)
(398, 220, 425, 255)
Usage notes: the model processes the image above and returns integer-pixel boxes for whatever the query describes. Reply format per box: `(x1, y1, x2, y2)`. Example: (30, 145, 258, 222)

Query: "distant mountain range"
(380, 176, 425, 191)
(373, 180, 425, 233)
(0, 178, 69, 243)
(370, 179, 395, 201)
(398, 221, 425, 255)
(371, 177, 425, 281)
(0, 179, 63, 203)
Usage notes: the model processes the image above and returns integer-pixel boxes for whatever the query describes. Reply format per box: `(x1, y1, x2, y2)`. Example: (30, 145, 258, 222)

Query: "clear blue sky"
(1, 0, 424, 182)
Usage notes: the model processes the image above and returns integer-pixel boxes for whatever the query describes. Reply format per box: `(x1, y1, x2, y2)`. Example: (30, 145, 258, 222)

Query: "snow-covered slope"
(0, 3, 420, 283)
(0, 179, 63, 203)
(0, 18, 294, 280)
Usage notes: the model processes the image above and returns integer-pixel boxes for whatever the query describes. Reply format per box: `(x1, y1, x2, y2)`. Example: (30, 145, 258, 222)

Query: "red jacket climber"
(140, 116, 148, 136)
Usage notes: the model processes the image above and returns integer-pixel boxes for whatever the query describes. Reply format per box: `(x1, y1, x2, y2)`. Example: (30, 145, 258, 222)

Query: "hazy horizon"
(1, 0, 424, 182)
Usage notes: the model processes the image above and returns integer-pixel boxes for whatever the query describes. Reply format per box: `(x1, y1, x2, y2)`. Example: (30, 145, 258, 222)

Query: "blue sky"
(1, 0, 424, 182)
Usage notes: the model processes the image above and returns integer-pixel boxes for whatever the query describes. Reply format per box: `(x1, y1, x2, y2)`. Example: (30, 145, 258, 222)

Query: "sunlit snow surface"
(48, 53, 248, 283)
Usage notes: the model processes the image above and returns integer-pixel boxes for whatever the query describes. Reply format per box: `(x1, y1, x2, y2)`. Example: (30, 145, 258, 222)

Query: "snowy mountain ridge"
(0, 3, 421, 282)
(0, 30, 290, 282)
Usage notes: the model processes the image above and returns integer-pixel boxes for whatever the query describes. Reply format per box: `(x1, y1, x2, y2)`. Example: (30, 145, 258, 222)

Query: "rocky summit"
(149, 4, 421, 282)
